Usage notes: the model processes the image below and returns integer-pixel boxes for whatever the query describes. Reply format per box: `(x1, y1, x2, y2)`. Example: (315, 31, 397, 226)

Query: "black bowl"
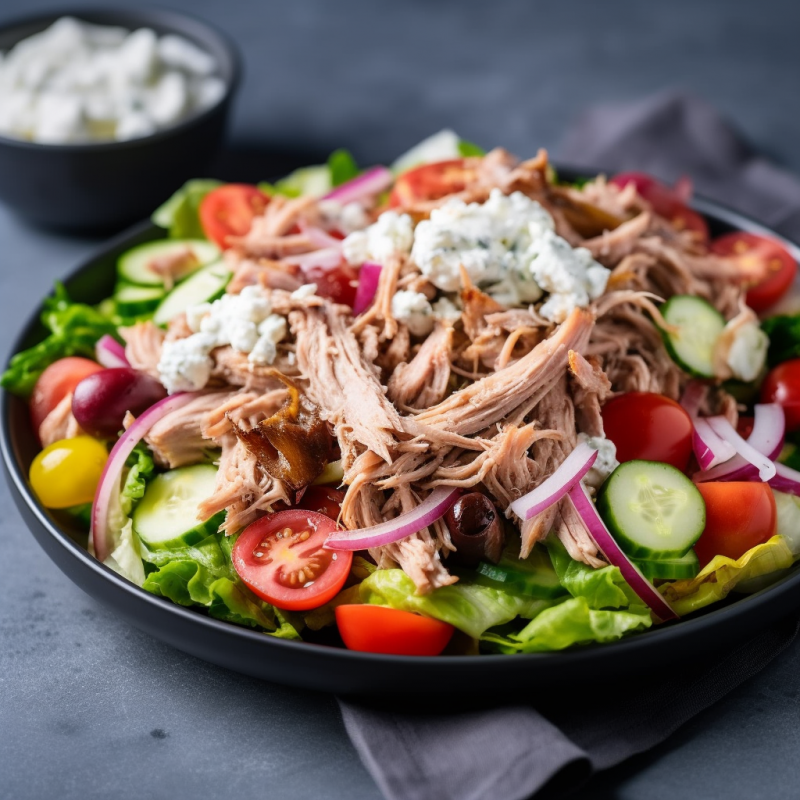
(4, 193, 800, 694)
(0, 8, 240, 231)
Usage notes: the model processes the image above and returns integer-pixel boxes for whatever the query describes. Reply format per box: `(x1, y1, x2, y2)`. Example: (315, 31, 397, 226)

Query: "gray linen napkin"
(338, 92, 800, 800)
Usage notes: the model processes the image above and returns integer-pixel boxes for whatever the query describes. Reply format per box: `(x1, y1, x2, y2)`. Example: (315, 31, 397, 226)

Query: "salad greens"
(151, 178, 222, 239)
(1, 283, 118, 396)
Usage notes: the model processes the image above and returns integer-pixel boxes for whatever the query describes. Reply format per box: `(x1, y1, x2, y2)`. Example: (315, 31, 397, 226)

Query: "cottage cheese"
(578, 433, 619, 489)
(343, 211, 414, 265)
(726, 322, 769, 382)
(391, 290, 434, 337)
(158, 286, 287, 393)
(0, 17, 225, 143)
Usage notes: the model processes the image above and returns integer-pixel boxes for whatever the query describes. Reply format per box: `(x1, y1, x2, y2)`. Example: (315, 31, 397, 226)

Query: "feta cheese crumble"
(391, 290, 434, 336)
(410, 189, 610, 321)
(158, 286, 287, 393)
(578, 433, 619, 489)
(343, 211, 414, 266)
(0, 17, 225, 143)
(726, 322, 769, 382)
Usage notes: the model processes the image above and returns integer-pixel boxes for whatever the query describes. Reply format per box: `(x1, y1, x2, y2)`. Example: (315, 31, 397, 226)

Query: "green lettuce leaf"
(105, 519, 146, 587)
(120, 443, 155, 517)
(761, 314, 800, 368)
(327, 148, 359, 186)
(457, 139, 485, 157)
(482, 597, 652, 653)
(359, 569, 552, 639)
(2, 283, 118, 396)
(151, 179, 221, 239)
(546, 536, 636, 609)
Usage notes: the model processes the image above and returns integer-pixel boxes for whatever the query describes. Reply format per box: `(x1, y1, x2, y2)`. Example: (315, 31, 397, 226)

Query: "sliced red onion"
(299, 223, 344, 250)
(509, 442, 598, 521)
(706, 416, 776, 481)
(91, 393, 193, 562)
(323, 166, 393, 206)
(352, 262, 382, 315)
(692, 417, 736, 470)
(679, 380, 705, 418)
(769, 462, 800, 496)
(747, 403, 785, 461)
(95, 334, 130, 368)
(567, 483, 679, 622)
(283, 247, 343, 270)
(325, 486, 458, 551)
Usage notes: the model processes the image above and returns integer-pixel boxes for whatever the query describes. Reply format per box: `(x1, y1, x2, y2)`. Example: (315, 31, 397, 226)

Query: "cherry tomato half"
(335, 605, 454, 656)
(602, 391, 694, 471)
(232, 510, 352, 611)
(199, 184, 270, 249)
(610, 171, 709, 241)
(29, 435, 108, 509)
(30, 357, 104, 436)
(711, 232, 797, 313)
(299, 262, 359, 307)
(296, 486, 345, 520)
(694, 482, 777, 567)
(389, 158, 478, 208)
(761, 359, 800, 431)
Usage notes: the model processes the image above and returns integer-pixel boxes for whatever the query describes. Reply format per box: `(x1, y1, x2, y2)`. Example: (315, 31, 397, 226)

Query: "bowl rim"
(4, 186, 800, 675)
(0, 6, 241, 152)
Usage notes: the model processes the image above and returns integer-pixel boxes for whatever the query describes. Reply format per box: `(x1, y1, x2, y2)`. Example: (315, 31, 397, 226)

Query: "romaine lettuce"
(151, 178, 221, 239)
(1, 283, 119, 396)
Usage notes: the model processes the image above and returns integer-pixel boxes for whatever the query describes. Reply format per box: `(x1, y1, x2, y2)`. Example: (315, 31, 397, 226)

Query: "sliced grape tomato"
(232, 509, 352, 611)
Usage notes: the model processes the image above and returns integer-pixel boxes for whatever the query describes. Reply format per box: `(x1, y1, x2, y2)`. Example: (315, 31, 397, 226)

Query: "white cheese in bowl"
(0, 17, 225, 144)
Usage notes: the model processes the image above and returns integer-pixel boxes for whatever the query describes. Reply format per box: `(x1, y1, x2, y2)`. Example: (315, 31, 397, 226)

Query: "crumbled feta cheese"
(578, 433, 619, 489)
(410, 189, 609, 321)
(291, 283, 318, 300)
(727, 322, 769, 382)
(432, 296, 462, 323)
(158, 286, 287, 393)
(318, 200, 371, 235)
(0, 17, 224, 144)
(391, 290, 434, 336)
(343, 211, 414, 265)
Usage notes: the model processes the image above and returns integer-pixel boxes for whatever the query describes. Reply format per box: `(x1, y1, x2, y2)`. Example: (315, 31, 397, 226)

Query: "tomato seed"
(255, 551, 263, 558)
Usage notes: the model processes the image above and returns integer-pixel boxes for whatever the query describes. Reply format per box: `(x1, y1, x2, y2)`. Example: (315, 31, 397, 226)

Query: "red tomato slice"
(601, 391, 694, 471)
(296, 486, 345, 520)
(389, 158, 478, 208)
(711, 232, 797, 313)
(610, 171, 709, 241)
(232, 510, 352, 611)
(335, 605, 454, 656)
(761, 358, 800, 431)
(694, 482, 777, 567)
(199, 184, 270, 249)
(300, 262, 358, 306)
(30, 357, 104, 436)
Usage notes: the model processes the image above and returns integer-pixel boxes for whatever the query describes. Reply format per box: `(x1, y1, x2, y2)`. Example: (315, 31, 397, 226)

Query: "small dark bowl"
(0, 8, 240, 231)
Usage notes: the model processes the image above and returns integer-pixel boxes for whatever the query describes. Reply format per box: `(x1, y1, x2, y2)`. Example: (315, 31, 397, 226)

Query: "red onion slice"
(769, 462, 800, 496)
(95, 334, 130, 368)
(706, 416, 776, 481)
(747, 403, 785, 461)
(299, 222, 344, 250)
(325, 486, 458, 551)
(91, 393, 193, 562)
(509, 442, 598, 521)
(692, 417, 736, 470)
(323, 166, 394, 206)
(352, 262, 382, 315)
(283, 247, 343, 270)
(567, 483, 679, 622)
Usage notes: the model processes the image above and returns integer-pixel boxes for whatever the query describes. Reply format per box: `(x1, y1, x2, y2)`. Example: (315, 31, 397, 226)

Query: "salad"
(8, 129, 800, 657)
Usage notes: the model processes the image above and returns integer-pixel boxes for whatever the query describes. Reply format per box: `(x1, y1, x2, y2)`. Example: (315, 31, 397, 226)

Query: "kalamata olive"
(444, 493, 506, 568)
(72, 367, 166, 438)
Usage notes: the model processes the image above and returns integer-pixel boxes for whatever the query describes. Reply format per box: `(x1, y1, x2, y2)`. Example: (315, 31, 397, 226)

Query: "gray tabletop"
(3, 1, 800, 798)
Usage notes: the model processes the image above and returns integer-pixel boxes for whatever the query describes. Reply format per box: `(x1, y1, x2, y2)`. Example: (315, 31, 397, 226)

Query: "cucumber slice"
(113, 283, 165, 317)
(597, 460, 706, 559)
(473, 545, 566, 599)
(634, 550, 700, 581)
(133, 464, 225, 549)
(659, 295, 725, 378)
(118, 239, 220, 287)
(153, 262, 231, 326)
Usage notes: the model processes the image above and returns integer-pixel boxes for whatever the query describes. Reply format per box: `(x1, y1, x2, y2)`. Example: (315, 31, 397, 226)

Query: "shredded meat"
(148, 245, 200, 290)
(38, 392, 82, 448)
(120, 321, 164, 380)
(387, 323, 453, 410)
